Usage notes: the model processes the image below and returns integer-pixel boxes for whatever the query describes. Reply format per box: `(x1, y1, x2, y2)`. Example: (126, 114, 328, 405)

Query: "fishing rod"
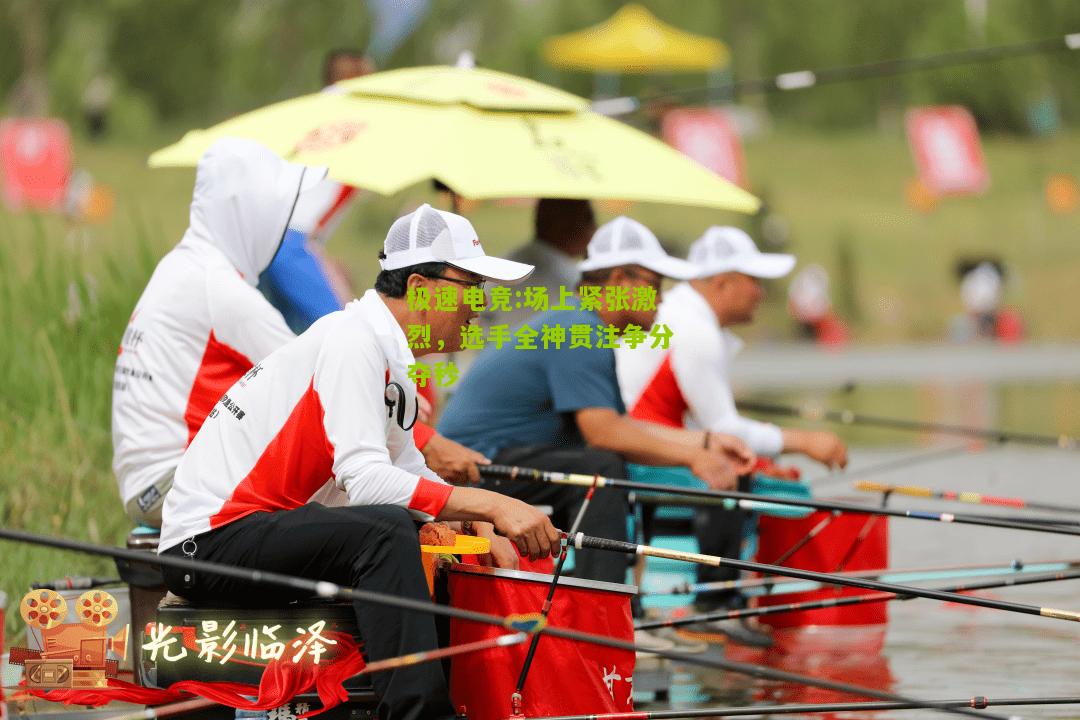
(925, 511, 1080, 528)
(482, 465, 1080, 538)
(810, 442, 992, 495)
(767, 512, 836, 568)
(650, 558, 1080, 599)
(30, 575, 120, 591)
(573, 533, 1080, 624)
(627, 489, 811, 517)
(855, 481, 1080, 515)
(638, 566, 1080, 631)
(735, 399, 1078, 448)
(0, 527, 994, 720)
(592, 31, 1080, 116)
(517, 695, 1080, 720)
(511, 477, 598, 716)
(832, 515, 878, 573)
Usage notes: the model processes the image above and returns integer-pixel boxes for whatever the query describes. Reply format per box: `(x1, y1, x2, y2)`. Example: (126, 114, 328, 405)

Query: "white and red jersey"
(616, 282, 784, 455)
(158, 290, 451, 553)
(288, 176, 358, 244)
(111, 139, 320, 507)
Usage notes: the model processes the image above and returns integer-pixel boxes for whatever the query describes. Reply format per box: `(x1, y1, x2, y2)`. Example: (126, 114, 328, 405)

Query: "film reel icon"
(77, 590, 118, 628)
(20, 589, 69, 630)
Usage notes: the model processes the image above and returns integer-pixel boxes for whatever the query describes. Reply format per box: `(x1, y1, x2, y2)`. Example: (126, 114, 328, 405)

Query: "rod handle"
(575, 534, 637, 554)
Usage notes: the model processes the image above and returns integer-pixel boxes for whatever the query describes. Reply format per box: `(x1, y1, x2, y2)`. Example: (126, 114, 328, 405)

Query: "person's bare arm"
(422, 432, 489, 484)
(575, 408, 752, 489)
(782, 428, 849, 468)
(626, 418, 756, 473)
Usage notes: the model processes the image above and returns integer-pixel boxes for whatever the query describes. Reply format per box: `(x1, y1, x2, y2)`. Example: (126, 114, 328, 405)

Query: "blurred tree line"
(2, 0, 1079, 140)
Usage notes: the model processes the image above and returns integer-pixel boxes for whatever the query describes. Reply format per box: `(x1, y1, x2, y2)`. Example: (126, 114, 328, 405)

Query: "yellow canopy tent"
(149, 65, 758, 213)
(543, 4, 730, 74)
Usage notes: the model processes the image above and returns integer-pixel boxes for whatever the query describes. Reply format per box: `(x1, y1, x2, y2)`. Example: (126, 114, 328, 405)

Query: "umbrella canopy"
(149, 65, 758, 214)
(543, 4, 730, 74)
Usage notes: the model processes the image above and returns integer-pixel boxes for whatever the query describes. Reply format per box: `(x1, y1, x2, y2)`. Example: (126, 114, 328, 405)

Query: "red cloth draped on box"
(755, 512, 889, 627)
(448, 565, 635, 720)
(25, 632, 365, 718)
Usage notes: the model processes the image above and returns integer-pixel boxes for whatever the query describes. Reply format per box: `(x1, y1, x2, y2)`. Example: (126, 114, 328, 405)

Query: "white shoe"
(633, 628, 676, 658)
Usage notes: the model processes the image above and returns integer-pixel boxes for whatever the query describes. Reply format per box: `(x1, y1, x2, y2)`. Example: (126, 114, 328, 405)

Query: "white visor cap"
(579, 216, 696, 281)
(380, 203, 534, 284)
(688, 226, 796, 279)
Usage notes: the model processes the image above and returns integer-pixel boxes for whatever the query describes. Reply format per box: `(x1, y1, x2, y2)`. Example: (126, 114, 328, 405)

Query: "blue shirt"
(438, 308, 625, 458)
(259, 228, 344, 333)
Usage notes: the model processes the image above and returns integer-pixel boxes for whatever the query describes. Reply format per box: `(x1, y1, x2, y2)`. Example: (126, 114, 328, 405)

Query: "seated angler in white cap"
(438, 216, 755, 632)
(616, 226, 848, 643)
(158, 203, 561, 720)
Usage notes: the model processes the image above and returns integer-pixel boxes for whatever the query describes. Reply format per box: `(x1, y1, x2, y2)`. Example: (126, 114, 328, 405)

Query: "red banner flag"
(906, 106, 989, 196)
(0, 118, 73, 211)
(662, 108, 747, 188)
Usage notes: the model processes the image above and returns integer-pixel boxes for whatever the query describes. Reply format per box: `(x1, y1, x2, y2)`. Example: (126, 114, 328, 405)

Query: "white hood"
(182, 138, 327, 284)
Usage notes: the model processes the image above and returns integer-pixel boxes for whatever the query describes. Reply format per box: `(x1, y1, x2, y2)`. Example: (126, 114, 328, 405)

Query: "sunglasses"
(622, 268, 663, 289)
(423, 273, 486, 291)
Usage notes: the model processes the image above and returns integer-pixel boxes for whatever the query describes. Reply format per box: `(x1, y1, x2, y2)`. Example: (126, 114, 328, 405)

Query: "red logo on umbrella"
(294, 121, 367, 154)
(486, 81, 527, 98)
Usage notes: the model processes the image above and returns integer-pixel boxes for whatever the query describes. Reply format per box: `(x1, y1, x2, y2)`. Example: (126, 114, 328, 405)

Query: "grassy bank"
(1, 128, 1079, 637)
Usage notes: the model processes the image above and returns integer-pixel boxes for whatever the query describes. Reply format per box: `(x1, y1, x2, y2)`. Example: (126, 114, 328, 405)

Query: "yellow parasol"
(542, 4, 730, 74)
(149, 65, 758, 213)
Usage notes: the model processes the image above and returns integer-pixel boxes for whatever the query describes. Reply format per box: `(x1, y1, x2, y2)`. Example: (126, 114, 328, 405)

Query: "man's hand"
(417, 394, 433, 424)
(786, 429, 848, 469)
(689, 448, 739, 490)
(472, 521, 520, 570)
(422, 433, 489, 485)
(708, 432, 757, 474)
(490, 495, 562, 561)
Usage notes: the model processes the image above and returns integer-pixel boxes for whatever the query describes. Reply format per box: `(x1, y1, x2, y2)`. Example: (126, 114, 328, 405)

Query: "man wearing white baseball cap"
(159, 203, 559, 720)
(439, 216, 755, 604)
(617, 226, 847, 643)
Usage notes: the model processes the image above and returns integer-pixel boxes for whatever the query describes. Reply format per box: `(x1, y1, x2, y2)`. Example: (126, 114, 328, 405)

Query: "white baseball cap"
(380, 203, 534, 284)
(688, 226, 796, 279)
(579, 216, 695, 280)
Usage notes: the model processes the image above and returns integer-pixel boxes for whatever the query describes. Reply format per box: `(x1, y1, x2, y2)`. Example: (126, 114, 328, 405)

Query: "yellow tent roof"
(543, 4, 730, 73)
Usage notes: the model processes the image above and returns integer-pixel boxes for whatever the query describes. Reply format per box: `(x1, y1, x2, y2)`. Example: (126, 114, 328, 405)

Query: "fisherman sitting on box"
(158, 204, 560, 720)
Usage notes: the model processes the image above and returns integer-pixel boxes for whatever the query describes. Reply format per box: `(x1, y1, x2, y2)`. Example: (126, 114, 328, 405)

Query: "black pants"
(490, 445, 630, 586)
(692, 475, 753, 612)
(161, 504, 453, 720)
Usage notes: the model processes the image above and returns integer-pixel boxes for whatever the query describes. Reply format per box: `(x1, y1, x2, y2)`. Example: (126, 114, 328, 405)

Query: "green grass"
(2, 128, 1079, 638)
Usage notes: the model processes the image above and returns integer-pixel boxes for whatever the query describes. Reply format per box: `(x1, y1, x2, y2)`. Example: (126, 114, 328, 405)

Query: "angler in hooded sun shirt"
(110, 138, 317, 527)
(111, 138, 481, 528)
(158, 204, 560, 720)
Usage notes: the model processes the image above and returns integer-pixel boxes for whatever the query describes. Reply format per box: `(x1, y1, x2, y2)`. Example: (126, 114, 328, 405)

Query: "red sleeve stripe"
(408, 478, 452, 518)
(413, 421, 436, 450)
